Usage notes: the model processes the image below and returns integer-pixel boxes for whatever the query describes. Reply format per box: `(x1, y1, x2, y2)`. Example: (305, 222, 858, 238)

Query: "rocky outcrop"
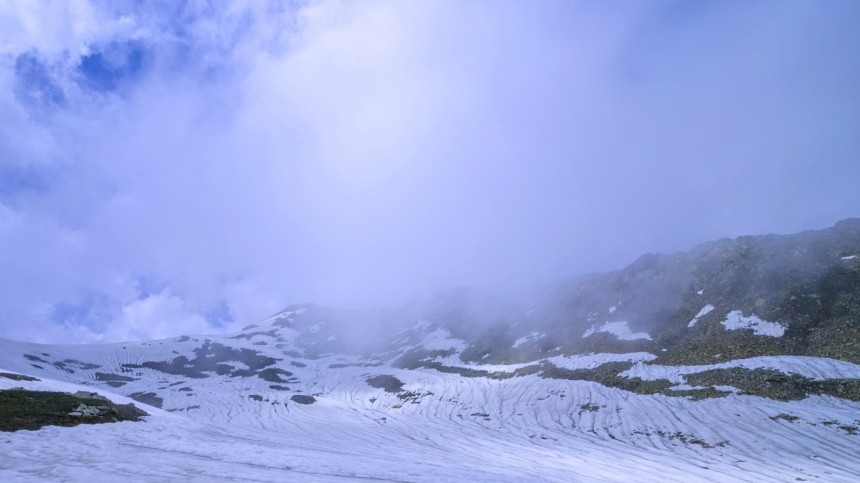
(0, 389, 147, 432)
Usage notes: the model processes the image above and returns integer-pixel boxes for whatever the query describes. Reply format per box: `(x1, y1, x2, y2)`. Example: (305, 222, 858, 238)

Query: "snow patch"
(420, 328, 467, 352)
(259, 307, 305, 327)
(841, 255, 857, 260)
(582, 321, 651, 341)
(721, 310, 786, 337)
(622, 356, 860, 383)
(512, 331, 542, 348)
(549, 352, 656, 371)
(687, 305, 715, 328)
(668, 383, 739, 393)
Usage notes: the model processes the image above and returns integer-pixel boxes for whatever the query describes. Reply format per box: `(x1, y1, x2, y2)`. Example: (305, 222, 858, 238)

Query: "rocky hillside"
(222, 218, 860, 401)
(255, 218, 860, 365)
(0, 372, 147, 432)
(388, 218, 860, 363)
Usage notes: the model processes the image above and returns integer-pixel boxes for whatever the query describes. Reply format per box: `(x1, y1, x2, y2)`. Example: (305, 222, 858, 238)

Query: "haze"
(1, 1, 858, 343)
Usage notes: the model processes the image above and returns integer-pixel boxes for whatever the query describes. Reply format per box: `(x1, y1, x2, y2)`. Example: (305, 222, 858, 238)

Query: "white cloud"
(0, 0, 99, 56)
(107, 289, 212, 342)
(1, 1, 859, 343)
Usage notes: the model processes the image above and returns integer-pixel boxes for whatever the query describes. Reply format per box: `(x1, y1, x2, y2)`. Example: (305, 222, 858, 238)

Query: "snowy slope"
(2, 317, 860, 482)
(4, 221, 860, 481)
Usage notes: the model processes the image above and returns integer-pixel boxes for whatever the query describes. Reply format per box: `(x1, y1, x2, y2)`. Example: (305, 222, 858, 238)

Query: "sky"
(1, 0, 859, 344)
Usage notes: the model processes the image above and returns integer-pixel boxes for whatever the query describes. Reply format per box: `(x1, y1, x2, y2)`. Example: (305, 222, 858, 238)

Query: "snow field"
(2, 335, 860, 482)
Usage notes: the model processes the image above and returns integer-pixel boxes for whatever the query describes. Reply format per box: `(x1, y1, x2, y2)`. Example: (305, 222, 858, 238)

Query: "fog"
(1, 1, 859, 343)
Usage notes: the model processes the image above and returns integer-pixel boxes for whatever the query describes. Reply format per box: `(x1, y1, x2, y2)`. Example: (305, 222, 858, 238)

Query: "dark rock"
(0, 372, 39, 382)
(366, 375, 404, 393)
(290, 395, 316, 405)
(0, 389, 147, 432)
(128, 392, 163, 408)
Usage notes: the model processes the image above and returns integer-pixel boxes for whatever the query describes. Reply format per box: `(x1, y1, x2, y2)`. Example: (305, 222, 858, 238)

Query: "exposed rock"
(290, 395, 316, 405)
(0, 389, 147, 432)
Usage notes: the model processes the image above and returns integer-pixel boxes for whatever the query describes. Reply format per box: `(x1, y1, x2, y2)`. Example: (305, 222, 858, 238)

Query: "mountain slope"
(2, 220, 860, 481)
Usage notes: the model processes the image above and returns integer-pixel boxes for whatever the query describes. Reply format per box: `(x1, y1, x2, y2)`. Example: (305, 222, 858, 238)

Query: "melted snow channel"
(583, 321, 651, 341)
(722, 310, 786, 337)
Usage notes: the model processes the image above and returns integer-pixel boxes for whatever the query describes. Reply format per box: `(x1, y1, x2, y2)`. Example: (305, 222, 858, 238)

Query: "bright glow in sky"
(1, 1, 859, 343)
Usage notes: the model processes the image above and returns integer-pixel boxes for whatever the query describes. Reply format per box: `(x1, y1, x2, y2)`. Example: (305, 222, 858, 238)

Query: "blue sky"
(1, 1, 859, 343)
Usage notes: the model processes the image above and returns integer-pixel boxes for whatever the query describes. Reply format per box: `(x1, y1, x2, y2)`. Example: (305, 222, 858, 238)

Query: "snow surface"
(512, 331, 542, 348)
(621, 356, 860, 383)
(842, 255, 857, 260)
(421, 352, 657, 376)
(549, 352, 656, 370)
(687, 304, 715, 328)
(583, 321, 651, 341)
(721, 310, 786, 337)
(255, 308, 306, 328)
(2, 330, 860, 482)
(419, 328, 467, 352)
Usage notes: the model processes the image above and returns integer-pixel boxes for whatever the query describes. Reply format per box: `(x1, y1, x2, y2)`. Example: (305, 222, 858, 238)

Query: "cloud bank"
(1, 1, 859, 343)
